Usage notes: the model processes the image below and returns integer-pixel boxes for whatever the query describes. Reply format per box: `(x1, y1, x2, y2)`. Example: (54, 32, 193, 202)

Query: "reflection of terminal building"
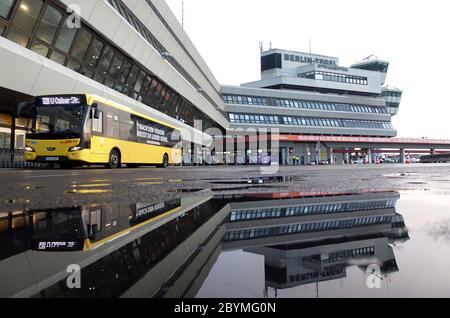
(223, 192, 408, 292)
(0, 191, 408, 298)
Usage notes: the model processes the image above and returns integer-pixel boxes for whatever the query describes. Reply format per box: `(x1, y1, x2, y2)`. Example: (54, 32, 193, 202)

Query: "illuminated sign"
(36, 95, 86, 106)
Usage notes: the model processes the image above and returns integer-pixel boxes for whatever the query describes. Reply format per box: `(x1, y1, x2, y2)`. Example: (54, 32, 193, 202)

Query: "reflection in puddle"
(3, 190, 450, 298)
(66, 189, 111, 194)
(0, 190, 412, 298)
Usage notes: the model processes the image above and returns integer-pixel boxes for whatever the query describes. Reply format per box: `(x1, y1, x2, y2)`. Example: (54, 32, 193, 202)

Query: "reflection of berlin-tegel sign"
(137, 122, 168, 146)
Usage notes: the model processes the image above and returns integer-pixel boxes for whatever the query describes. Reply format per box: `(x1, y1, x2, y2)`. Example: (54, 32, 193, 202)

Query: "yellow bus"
(24, 94, 182, 168)
(30, 199, 182, 252)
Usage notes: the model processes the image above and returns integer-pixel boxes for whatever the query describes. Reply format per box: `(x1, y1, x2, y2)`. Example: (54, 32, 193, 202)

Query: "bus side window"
(92, 110, 103, 134)
(106, 112, 119, 139)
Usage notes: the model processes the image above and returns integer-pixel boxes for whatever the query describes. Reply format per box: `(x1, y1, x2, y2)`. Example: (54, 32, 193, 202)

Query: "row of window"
(299, 71, 368, 85)
(107, 0, 223, 123)
(322, 247, 375, 263)
(223, 215, 394, 242)
(222, 94, 387, 114)
(229, 113, 394, 130)
(285, 200, 396, 217)
(382, 90, 402, 98)
(229, 200, 397, 222)
(0, 0, 217, 130)
(142, 0, 221, 100)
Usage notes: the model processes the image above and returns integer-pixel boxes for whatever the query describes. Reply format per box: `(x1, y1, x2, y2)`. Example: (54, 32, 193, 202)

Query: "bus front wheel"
(158, 154, 169, 168)
(107, 149, 121, 169)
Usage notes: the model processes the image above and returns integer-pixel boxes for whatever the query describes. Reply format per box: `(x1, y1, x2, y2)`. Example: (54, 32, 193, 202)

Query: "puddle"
(3, 190, 450, 298)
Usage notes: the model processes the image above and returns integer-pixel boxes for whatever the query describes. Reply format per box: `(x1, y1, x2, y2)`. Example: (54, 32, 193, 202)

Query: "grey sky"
(166, 0, 450, 138)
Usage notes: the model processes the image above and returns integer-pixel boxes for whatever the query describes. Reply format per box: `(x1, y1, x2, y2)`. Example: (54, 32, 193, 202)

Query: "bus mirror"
(94, 108, 101, 119)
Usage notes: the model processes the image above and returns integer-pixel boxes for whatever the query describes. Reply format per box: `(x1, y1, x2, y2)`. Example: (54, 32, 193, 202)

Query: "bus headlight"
(69, 146, 83, 152)
(24, 146, 35, 152)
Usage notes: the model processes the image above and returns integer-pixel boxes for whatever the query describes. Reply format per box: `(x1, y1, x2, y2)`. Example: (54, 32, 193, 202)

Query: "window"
(123, 65, 139, 96)
(85, 38, 104, 68)
(119, 113, 133, 141)
(55, 17, 77, 53)
(66, 59, 80, 72)
(96, 45, 114, 75)
(6, 29, 28, 47)
(114, 59, 131, 92)
(71, 28, 92, 61)
(0, 0, 15, 19)
(50, 50, 66, 65)
(35, 4, 62, 44)
(10, 0, 44, 34)
(92, 110, 103, 133)
(30, 41, 49, 57)
(105, 112, 119, 139)
(109, 53, 123, 78)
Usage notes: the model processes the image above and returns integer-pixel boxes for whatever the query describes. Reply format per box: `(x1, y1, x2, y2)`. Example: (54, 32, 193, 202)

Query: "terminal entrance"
(0, 87, 34, 167)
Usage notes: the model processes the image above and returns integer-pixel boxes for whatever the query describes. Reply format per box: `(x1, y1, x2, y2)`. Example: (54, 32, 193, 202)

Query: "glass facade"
(229, 199, 397, 222)
(222, 94, 387, 114)
(382, 90, 402, 98)
(229, 113, 393, 130)
(107, 0, 224, 121)
(0, 0, 14, 20)
(223, 215, 394, 242)
(299, 71, 368, 85)
(0, 0, 219, 131)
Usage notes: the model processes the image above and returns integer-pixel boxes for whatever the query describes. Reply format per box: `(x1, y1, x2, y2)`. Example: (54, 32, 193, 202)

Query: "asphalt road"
(1, 163, 450, 210)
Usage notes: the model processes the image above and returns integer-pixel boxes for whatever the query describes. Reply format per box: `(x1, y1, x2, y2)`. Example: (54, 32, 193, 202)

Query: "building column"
(328, 147, 334, 165)
(9, 114, 15, 163)
(344, 148, 350, 164)
(367, 149, 373, 164)
(400, 148, 406, 163)
(315, 141, 321, 165)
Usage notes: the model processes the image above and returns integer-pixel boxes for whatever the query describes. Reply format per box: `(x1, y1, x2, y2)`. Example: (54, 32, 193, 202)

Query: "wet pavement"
(1, 164, 450, 297)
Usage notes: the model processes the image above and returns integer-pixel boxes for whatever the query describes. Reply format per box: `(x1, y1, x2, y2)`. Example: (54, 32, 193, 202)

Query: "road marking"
(27, 174, 81, 178)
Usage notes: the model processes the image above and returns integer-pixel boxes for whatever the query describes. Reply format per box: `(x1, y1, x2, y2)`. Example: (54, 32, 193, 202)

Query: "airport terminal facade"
(221, 49, 404, 165)
(0, 0, 228, 165)
(0, 0, 448, 167)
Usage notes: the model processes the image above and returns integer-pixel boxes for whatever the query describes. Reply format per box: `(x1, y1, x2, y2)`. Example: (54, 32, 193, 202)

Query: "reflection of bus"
(31, 199, 181, 252)
(24, 94, 182, 168)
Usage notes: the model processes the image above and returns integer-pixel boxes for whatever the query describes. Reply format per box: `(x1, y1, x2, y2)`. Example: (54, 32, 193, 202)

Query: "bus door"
(89, 103, 106, 162)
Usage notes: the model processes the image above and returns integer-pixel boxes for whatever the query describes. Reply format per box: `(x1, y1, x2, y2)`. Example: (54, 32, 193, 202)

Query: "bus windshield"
(30, 105, 88, 137)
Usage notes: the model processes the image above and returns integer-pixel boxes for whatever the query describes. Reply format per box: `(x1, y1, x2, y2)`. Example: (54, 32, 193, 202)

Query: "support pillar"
(315, 141, 321, 165)
(367, 149, 373, 164)
(9, 113, 16, 163)
(328, 147, 334, 165)
(400, 148, 406, 164)
(344, 148, 350, 164)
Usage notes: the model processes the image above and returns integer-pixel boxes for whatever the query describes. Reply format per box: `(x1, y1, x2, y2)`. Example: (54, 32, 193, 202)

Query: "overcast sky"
(166, 0, 450, 138)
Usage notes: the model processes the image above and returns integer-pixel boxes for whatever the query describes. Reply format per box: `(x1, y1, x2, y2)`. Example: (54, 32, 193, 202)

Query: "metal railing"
(0, 149, 46, 168)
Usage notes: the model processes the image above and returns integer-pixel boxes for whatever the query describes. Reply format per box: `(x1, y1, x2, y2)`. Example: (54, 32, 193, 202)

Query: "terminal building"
(0, 0, 228, 165)
(0, 0, 449, 167)
(221, 49, 406, 165)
